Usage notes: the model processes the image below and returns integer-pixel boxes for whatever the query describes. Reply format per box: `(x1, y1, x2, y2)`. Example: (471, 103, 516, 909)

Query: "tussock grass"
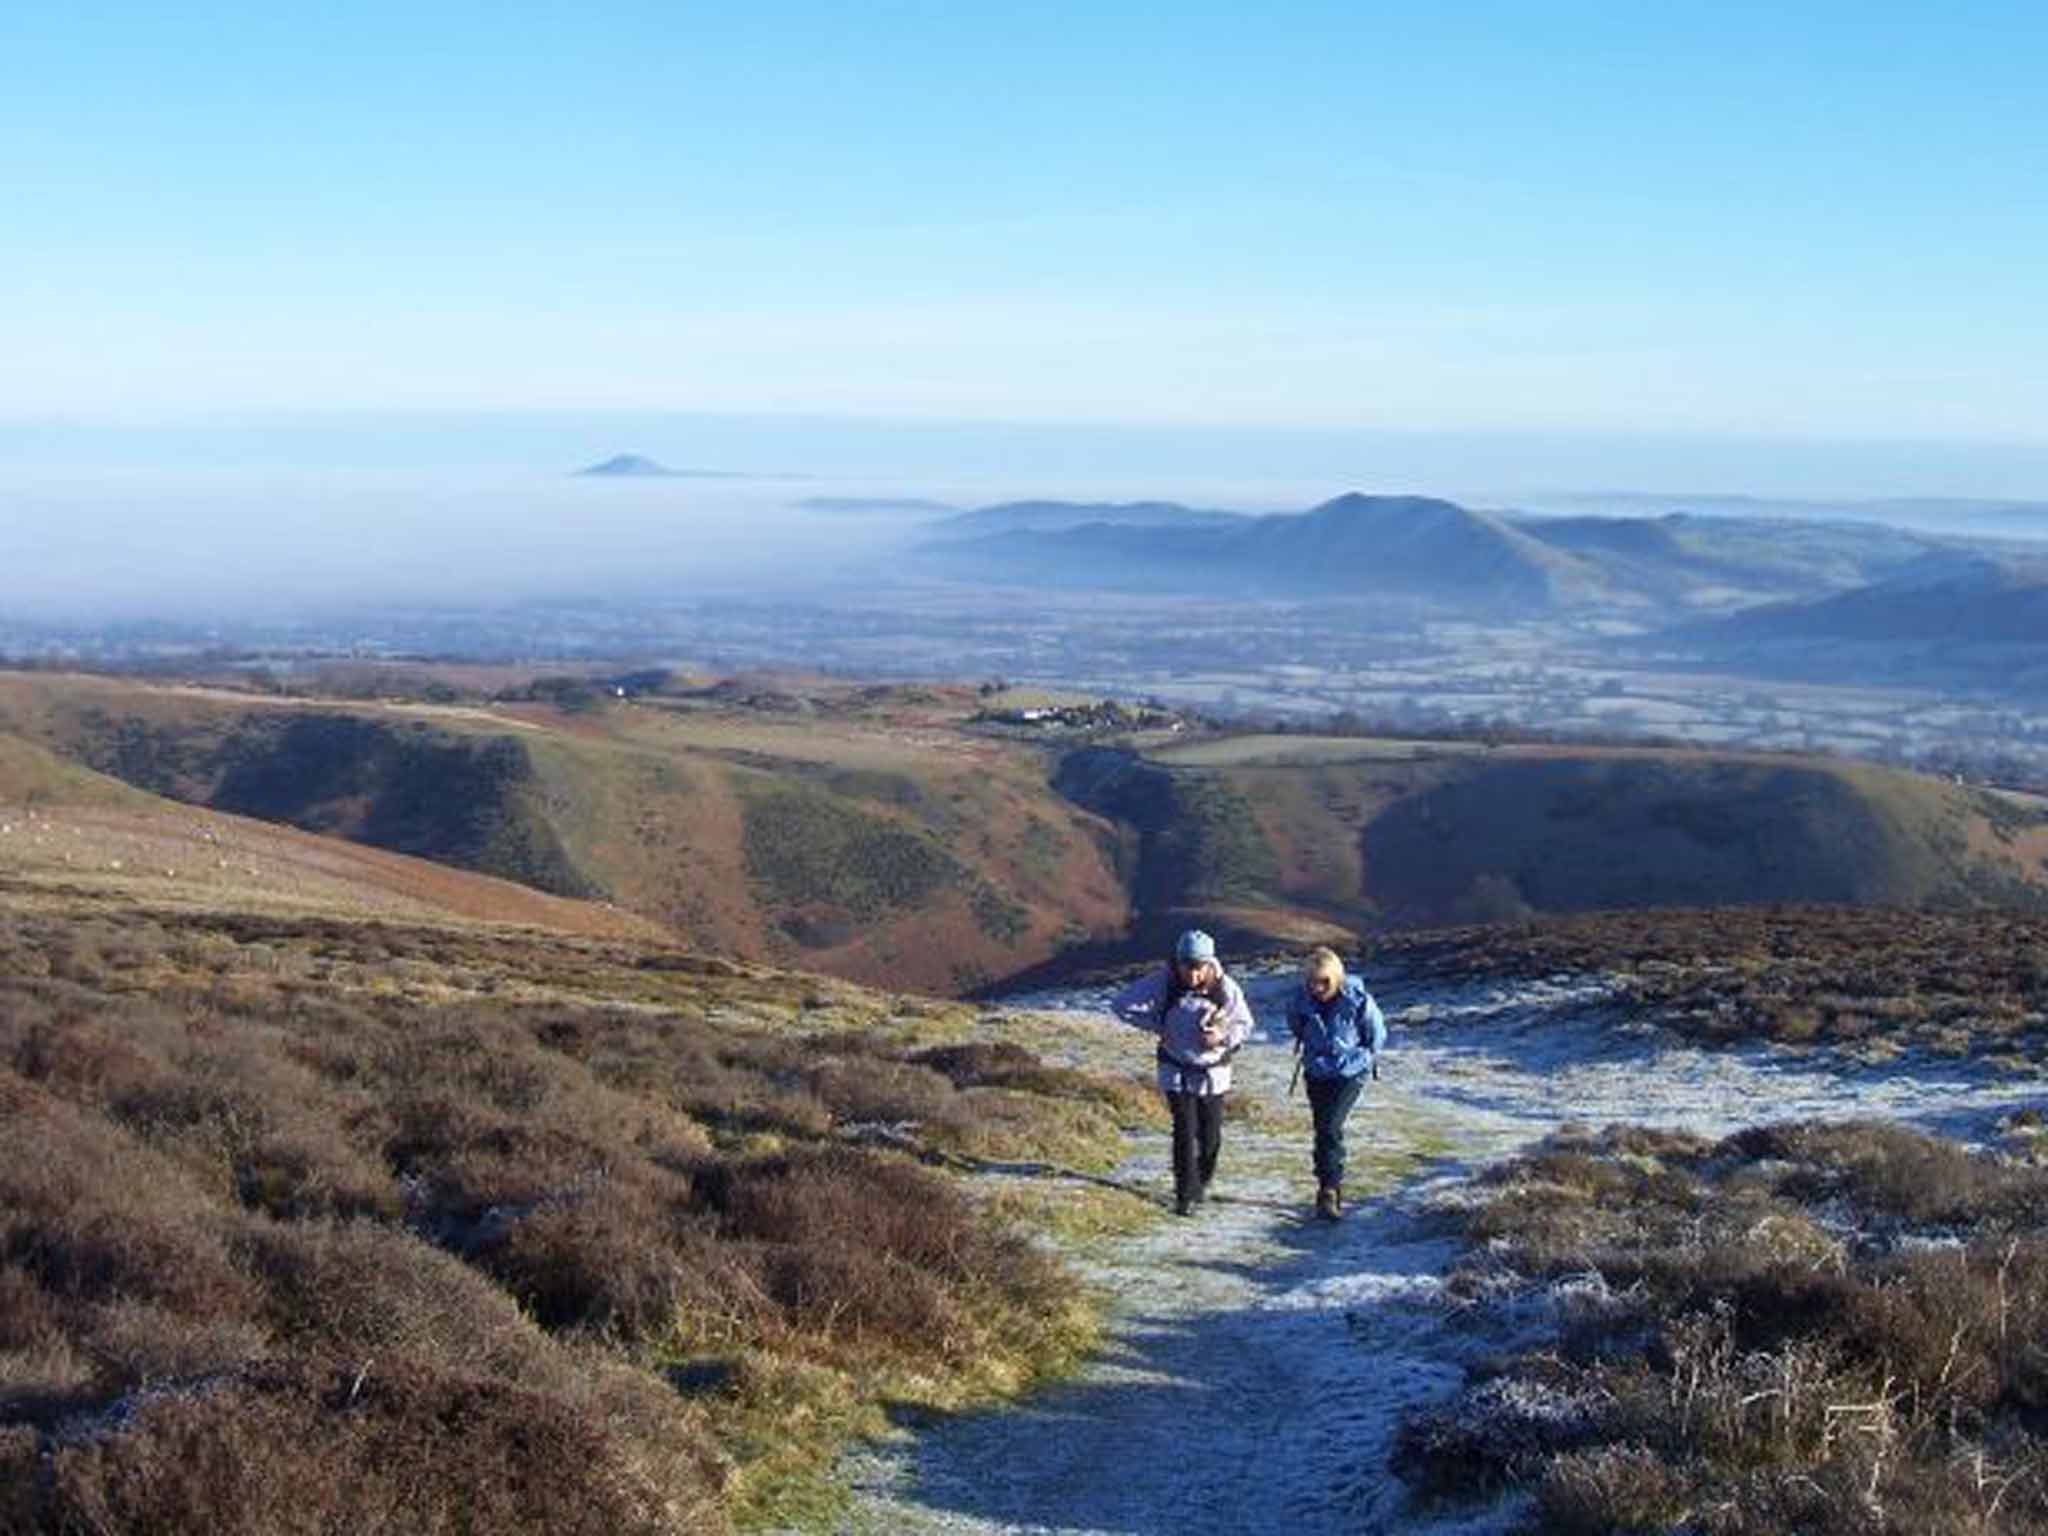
(0, 898, 1130, 1532)
(1401, 1120, 2048, 1534)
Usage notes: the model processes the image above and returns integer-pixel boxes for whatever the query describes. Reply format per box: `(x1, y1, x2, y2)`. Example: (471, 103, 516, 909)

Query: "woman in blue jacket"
(1287, 946, 1386, 1221)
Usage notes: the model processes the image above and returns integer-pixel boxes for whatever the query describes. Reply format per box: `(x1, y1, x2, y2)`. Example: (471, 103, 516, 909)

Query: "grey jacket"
(1111, 965, 1255, 1096)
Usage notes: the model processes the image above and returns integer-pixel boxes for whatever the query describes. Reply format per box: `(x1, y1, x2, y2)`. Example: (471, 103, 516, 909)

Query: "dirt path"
(832, 971, 2046, 1535)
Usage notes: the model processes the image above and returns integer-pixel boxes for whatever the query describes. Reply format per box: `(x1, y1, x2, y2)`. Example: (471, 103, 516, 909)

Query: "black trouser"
(1166, 1091, 1225, 1202)
(1305, 1071, 1368, 1187)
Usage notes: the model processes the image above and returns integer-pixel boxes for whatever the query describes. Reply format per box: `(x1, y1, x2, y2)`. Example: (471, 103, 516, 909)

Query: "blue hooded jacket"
(1288, 974, 1386, 1081)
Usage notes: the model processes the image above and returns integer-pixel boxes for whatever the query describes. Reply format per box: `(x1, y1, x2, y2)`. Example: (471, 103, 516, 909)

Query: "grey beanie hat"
(1174, 928, 1217, 964)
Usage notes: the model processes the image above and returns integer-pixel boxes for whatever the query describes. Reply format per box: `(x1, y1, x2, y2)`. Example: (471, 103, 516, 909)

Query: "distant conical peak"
(576, 454, 676, 477)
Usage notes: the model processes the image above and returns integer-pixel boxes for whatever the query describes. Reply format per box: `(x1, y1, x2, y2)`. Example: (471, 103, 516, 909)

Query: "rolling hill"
(0, 672, 1132, 993)
(1055, 735, 2048, 939)
(920, 493, 1599, 609)
(921, 499, 1249, 540)
(917, 493, 1973, 614)
(10, 670, 2048, 986)
(1662, 557, 2048, 692)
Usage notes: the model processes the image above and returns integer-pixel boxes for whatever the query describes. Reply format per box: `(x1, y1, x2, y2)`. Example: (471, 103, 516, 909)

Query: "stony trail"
(831, 970, 2046, 1536)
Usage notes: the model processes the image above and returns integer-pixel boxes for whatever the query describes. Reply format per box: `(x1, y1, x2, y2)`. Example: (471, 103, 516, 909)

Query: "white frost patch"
(833, 969, 2047, 1535)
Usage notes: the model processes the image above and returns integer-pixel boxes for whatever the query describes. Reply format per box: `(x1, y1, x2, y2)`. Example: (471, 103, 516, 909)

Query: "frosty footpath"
(834, 968, 2044, 1536)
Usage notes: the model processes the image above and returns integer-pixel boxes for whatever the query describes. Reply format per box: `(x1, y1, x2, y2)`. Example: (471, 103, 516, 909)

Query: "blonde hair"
(1304, 946, 1345, 983)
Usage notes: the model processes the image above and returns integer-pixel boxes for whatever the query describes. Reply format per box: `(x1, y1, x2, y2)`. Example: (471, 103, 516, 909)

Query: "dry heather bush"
(0, 1425, 39, 1529)
(806, 1056, 958, 1125)
(474, 1178, 773, 1345)
(1388, 907, 2048, 1059)
(1729, 1120, 2048, 1230)
(700, 1146, 1075, 1360)
(912, 1040, 1157, 1122)
(28, 1358, 717, 1536)
(0, 1083, 262, 1327)
(236, 1220, 545, 1379)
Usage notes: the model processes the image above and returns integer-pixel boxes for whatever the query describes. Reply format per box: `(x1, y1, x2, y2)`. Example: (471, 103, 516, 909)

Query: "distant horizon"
(6, 410, 2048, 506)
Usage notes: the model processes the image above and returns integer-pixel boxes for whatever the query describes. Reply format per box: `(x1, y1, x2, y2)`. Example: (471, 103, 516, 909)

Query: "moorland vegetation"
(0, 897, 1158, 1533)
(1399, 1119, 2048, 1534)
(1380, 906, 2048, 1060)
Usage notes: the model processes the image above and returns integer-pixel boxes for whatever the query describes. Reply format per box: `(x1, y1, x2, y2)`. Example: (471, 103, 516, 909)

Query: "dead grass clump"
(1534, 1444, 1691, 1535)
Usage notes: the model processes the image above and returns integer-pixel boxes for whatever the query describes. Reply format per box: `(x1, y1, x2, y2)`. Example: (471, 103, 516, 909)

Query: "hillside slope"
(0, 868, 1149, 1532)
(1060, 737, 2048, 938)
(0, 729, 661, 938)
(0, 673, 1132, 993)
(919, 493, 1597, 608)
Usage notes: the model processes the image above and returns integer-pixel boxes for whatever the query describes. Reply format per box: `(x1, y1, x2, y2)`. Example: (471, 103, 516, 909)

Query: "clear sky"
(4, 2, 2045, 479)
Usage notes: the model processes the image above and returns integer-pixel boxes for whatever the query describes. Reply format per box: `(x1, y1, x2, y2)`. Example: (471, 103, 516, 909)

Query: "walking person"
(1111, 928, 1255, 1216)
(1288, 946, 1386, 1221)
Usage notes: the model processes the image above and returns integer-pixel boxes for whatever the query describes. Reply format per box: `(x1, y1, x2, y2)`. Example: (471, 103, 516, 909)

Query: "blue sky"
(4, 2, 2045, 482)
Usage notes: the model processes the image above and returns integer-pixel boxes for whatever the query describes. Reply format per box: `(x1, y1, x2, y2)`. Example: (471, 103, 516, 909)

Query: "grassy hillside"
(0, 887, 1159, 1533)
(14, 671, 2048, 987)
(0, 674, 1133, 994)
(1068, 736, 2048, 944)
(0, 730, 658, 939)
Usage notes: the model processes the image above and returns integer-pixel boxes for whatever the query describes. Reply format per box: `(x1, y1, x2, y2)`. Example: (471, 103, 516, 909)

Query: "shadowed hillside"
(1060, 737, 2048, 941)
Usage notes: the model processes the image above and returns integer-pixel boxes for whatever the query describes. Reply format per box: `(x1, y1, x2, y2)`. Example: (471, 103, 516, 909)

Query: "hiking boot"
(1328, 1183, 1344, 1219)
(1313, 1184, 1338, 1222)
(1174, 1193, 1194, 1217)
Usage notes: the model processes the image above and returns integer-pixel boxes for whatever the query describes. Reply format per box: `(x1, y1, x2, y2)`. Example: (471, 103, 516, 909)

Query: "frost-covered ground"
(831, 969, 2048, 1536)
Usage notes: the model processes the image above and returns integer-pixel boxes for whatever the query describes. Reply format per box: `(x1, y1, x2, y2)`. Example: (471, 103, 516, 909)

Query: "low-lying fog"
(0, 465, 1412, 625)
(0, 469, 965, 623)
(6, 409, 2047, 626)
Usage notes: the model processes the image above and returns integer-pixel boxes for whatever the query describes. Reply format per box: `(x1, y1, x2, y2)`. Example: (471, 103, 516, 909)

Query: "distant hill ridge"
(923, 491, 1599, 608)
(575, 453, 759, 479)
(919, 491, 1973, 613)
(1681, 558, 2048, 648)
(925, 499, 1250, 540)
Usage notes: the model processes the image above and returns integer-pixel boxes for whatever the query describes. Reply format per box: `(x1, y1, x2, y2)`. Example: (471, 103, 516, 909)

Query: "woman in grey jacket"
(1111, 928, 1255, 1216)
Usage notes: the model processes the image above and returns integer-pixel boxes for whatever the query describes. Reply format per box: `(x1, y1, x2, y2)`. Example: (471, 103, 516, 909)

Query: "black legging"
(1166, 1091, 1225, 1202)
